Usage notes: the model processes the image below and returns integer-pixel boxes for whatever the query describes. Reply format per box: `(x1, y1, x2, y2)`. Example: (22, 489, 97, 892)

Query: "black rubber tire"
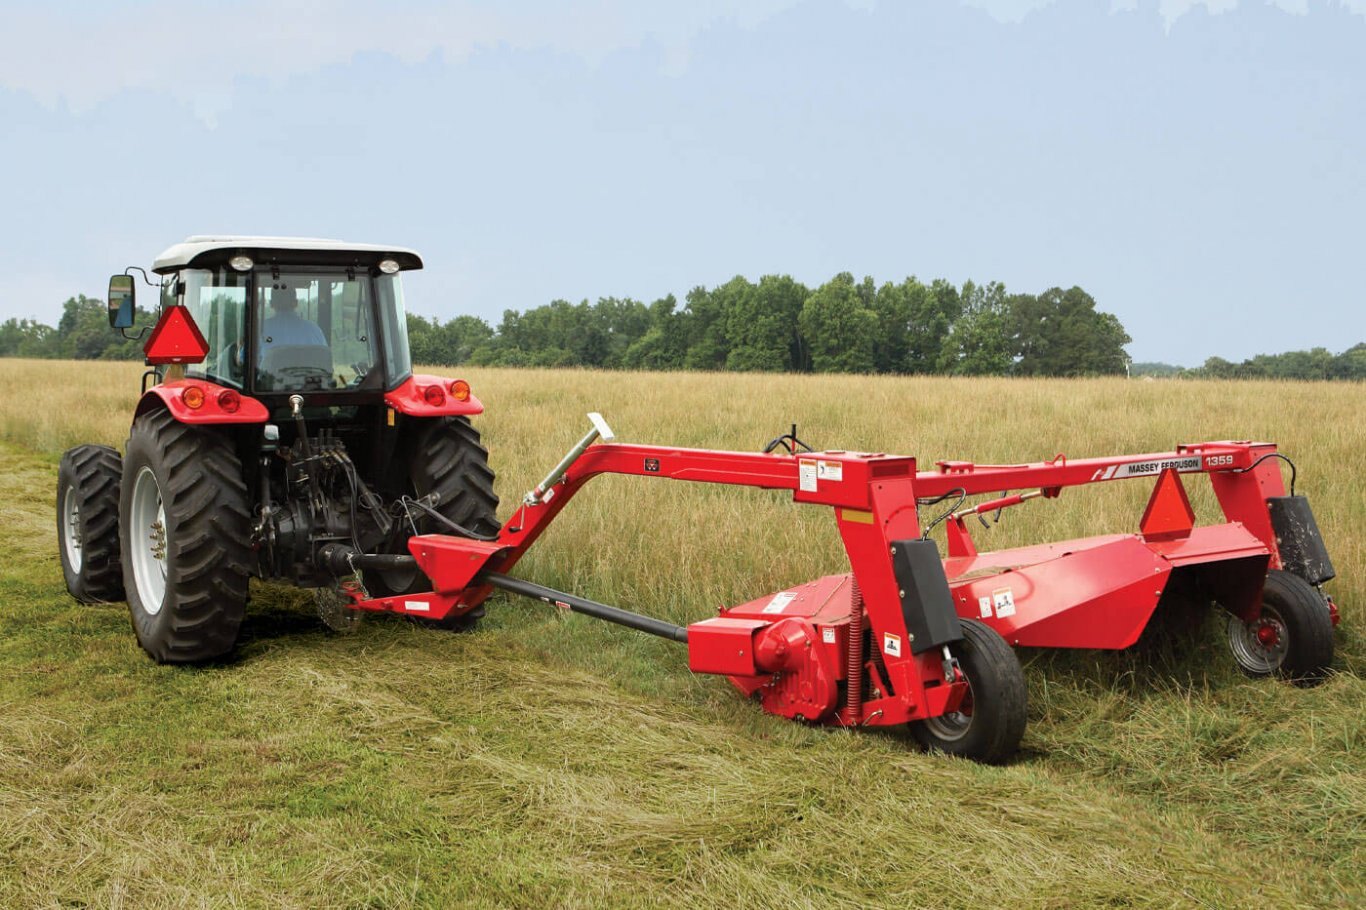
(1227, 569, 1334, 686)
(909, 619, 1027, 764)
(368, 416, 499, 632)
(56, 444, 125, 603)
(120, 409, 253, 663)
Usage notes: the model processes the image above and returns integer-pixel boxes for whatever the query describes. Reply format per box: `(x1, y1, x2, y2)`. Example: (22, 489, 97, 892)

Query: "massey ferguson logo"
(1091, 456, 1201, 481)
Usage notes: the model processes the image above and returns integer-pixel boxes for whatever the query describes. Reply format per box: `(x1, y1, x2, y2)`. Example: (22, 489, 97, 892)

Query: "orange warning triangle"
(143, 305, 209, 365)
(1139, 468, 1195, 541)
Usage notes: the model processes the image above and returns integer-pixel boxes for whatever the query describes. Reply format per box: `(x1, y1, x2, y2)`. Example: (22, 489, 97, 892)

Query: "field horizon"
(0, 359, 1360, 908)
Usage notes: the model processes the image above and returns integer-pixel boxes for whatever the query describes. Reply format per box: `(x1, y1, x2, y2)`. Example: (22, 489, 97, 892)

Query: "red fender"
(135, 379, 269, 424)
(385, 374, 484, 417)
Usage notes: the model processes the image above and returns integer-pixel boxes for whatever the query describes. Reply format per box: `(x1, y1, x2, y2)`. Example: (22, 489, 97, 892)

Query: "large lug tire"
(910, 619, 1027, 764)
(1226, 569, 1334, 686)
(57, 444, 125, 603)
(368, 416, 499, 632)
(120, 409, 253, 663)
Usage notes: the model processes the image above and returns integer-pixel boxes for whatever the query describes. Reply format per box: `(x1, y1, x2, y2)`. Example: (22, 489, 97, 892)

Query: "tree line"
(1133, 346, 1366, 381)
(0, 295, 151, 361)
(408, 273, 1132, 376)
(4, 282, 1360, 381)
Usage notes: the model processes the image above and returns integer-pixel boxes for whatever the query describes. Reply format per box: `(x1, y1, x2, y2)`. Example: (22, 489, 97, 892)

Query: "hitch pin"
(524, 413, 615, 506)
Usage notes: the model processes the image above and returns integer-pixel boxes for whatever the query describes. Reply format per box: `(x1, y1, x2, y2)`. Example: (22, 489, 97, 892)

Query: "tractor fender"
(385, 374, 484, 417)
(135, 380, 269, 425)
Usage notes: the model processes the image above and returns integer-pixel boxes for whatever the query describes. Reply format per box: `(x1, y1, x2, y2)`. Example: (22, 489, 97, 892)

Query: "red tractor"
(57, 237, 499, 661)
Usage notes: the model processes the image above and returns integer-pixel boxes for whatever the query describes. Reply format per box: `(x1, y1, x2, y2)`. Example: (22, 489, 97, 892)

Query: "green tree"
(724, 275, 808, 372)
(623, 296, 688, 370)
(1332, 343, 1366, 379)
(870, 277, 963, 373)
(1010, 286, 1130, 376)
(799, 273, 878, 373)
(938, 281, 1013, 375)
(0, 318, 58, 358)
(680, 285, 732, 370)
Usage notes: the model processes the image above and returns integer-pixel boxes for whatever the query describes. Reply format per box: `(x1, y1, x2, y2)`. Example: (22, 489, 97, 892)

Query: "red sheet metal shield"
(947, 536, 1169, 649)
(143, 305, 209, 365)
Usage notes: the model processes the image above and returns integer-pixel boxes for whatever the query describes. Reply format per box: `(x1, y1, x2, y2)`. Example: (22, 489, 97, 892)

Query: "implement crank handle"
(524, 412, 616, 506)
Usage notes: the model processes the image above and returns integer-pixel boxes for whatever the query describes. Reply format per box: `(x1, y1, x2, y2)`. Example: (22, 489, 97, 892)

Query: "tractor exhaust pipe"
(482, 572, 689, 643)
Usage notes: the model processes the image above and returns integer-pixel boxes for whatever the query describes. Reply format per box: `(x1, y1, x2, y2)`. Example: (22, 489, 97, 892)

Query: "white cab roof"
(152, 235, 423, 274)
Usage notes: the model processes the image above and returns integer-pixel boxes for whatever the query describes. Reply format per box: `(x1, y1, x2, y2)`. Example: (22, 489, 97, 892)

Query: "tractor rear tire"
(910, 619, 1027, 764)
(57, 444, 125, 603)
(120, 409, 253, 663)
(1226, 569, 1334, 686)
(369, 416, 499, 632)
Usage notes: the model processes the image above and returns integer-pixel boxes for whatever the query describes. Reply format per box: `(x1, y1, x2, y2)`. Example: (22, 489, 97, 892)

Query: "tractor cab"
(112, 236, 421, 404)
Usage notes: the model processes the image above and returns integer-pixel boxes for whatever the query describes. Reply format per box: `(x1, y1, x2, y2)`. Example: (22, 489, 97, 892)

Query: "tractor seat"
(258, 344, 335, 391)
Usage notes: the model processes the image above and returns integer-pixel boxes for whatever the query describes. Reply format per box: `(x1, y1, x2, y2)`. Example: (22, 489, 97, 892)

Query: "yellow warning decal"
(839, 509, 875, 525)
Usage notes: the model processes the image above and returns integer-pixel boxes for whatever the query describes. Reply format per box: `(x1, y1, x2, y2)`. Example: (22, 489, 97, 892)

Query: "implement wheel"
(368, 416, 499, 631)
(910, 620, 1027, 764)
(1226, 569, 1333, 686)
(57, 444, 125, 603)
(120, 409, 253, 663)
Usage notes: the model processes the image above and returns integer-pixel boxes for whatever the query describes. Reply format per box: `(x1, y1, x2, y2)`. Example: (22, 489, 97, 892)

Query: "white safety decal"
(822, 627, 836, 644)
(404, 600, 431, 613)
(992, 588, 1015, 619)
(817, 460, 843, 482)
(883, 632, 902, 658)
(763, 592, 798, 614)
(798, 460, 818, 492)
(978, 595, 993, 619)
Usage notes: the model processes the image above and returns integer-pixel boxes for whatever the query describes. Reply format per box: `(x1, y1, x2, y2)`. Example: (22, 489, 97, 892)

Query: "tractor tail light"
(449, 379, 471, 401)
(422, 384, 446, 407)
(217, 389, 241, 414)
(181, 386, 205, 409)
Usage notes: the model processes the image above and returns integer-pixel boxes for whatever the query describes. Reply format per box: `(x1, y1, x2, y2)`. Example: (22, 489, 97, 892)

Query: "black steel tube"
(482, 572, 689, 643)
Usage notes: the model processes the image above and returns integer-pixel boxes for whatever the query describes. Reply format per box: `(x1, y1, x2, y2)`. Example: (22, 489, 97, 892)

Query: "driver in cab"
(262, 286, 326, 349)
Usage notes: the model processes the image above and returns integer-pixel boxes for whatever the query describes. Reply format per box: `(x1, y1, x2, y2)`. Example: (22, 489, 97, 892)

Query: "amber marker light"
(182, 386, 205, 409)
(449, 379, 471, 401)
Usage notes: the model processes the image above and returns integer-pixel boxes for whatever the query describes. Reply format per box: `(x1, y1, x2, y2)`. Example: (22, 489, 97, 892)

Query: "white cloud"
(959, 0, 1363, 26)
(0, 0, 803, 121)
(3, 0, 1362, 122)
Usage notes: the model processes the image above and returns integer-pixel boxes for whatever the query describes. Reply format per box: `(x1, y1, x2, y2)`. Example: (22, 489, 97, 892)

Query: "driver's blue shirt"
(262, 311, 327, 348)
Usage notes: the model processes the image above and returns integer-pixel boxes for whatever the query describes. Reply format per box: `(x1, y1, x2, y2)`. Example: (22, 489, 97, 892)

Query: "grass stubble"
(0, 359, 1361, 908)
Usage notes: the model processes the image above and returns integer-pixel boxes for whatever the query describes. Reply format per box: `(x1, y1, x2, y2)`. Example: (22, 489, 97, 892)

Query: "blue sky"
(1, 0, 1362, 365)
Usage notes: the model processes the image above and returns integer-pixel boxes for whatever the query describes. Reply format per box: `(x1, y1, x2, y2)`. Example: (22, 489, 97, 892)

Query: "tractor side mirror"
(108, 275, 136, 329)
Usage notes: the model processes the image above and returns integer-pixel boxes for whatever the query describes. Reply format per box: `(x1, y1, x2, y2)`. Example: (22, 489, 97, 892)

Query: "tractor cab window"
(376, 273, 413, 385)
(179, 269, 248, 389)
(253, 271, 382, 393)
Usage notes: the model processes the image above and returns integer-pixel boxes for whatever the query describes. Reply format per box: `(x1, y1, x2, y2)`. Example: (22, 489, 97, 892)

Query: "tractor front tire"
(1226, 569, 1334, 686)
(910, 619, 1027, 764)
(57, 444, 125, 603)
(120, 409, 253, 663)
(369, 416, 499, 632)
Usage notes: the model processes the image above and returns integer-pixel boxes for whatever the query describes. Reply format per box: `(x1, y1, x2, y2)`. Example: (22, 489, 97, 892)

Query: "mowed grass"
(0, 358, 1361, 908)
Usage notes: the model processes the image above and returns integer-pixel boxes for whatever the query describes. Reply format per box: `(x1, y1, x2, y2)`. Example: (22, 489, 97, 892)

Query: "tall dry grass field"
(0, 357, 1361, 908)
